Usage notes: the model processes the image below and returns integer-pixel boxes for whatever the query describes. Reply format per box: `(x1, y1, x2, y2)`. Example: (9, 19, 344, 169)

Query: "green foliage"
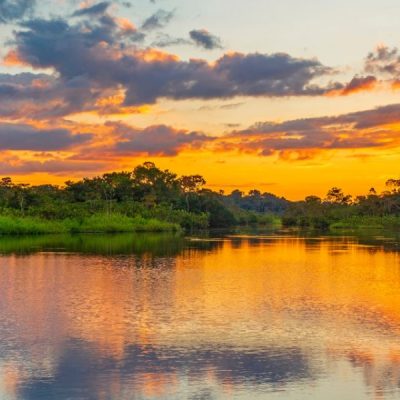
(4, 163, 399, 235)
(282, 182, 400, 230)
(0, 162, 240, 234)
(230, 207, 281, 226)
(224, 189, 289, 214)
(0, 215, 69, 235)
(78, 214, 180, 233)
(0, 213, 179, 235)
(74, 214, 133, 233)
(197, 192, 237, 228)
(330, 215, 400, 230)
(147, 207, 209, 230)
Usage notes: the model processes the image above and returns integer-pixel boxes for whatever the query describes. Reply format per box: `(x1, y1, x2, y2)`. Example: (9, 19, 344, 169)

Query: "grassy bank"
(330, 215, 400, 230)
(282, 214, 400, 231)
(0, 213, 180, 235)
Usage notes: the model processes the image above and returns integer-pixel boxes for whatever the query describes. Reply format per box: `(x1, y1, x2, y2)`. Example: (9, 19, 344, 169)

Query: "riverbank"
(330, 215, 400, 230)
(282, 215, 400, 230)
(0, 214, 181, 235)
(3, 213, 398, 236)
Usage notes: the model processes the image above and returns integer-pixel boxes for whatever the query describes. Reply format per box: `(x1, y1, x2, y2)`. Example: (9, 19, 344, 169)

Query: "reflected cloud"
(15, 339, 312, 399)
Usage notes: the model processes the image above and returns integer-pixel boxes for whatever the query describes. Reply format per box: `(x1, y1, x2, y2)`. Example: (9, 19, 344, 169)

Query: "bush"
(281, 215, 298, 227)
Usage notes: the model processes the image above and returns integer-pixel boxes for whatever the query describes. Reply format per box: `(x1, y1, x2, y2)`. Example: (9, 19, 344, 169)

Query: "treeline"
(283, 181, 400, 229)
(0, 162, 284, 233)
(2, 161, 398, 234)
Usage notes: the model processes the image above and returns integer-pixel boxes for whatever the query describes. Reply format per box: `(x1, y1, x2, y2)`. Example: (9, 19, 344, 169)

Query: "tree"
(325, 187, 352, 205)
(102, 172, 133, 202)
(0, 177, 13, 209)
(386, 179, 400, 193)
(14, 184, 29, 214)
(230, 189, 243, 202)
(179, 175, 206, 211)
(305, 195, 322, 204)
(132, 162, 179, 205)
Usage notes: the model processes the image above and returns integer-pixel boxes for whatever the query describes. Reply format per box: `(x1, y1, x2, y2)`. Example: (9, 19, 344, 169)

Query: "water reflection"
(0, 233, 400, 399)
(17, 341, 311, 400)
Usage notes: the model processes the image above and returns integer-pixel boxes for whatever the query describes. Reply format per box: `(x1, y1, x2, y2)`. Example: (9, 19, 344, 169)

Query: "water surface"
(0, 231, 400, 399)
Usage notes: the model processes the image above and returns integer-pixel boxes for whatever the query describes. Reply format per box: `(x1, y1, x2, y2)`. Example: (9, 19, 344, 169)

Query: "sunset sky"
(1, 0, 400, 199)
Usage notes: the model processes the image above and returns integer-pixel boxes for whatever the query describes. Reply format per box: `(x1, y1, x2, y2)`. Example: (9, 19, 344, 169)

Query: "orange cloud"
(391, 80, 400, 90)
(2, 50, 26, 67)
(93, 90, 152, 116)
(115, 17, 137, 33)
(136, 48, 180, 63)
(327, 75, 378, 96)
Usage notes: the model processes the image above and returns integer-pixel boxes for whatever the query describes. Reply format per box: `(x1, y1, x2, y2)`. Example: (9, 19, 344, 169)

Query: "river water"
(0, 231, 400, 399)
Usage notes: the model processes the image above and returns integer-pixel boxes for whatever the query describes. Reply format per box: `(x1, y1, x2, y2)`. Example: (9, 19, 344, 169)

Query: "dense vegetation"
(283, 181, 400, 229)
(0, 162, 283, 234)
(1, 161, 399, 235)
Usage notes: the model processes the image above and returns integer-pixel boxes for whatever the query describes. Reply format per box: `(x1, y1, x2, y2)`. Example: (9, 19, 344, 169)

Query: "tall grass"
(0, 215, 69, 235)
(330, 215, 400, 229)
(78, 214, 180, 233)
(0, 213, 180, 235)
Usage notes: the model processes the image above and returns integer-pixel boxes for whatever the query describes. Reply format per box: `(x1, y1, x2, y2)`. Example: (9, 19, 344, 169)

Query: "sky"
(1, 0, 400, 199)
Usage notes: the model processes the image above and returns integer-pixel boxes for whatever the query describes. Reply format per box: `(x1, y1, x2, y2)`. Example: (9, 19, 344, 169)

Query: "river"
(0, 230, 399, 399)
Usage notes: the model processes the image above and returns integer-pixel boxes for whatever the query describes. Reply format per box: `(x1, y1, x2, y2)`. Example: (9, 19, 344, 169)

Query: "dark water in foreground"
(0, 231, 400, 400)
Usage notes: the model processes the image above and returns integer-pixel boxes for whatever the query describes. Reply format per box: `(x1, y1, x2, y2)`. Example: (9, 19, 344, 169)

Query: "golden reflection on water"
(0, 235, 400, 399)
